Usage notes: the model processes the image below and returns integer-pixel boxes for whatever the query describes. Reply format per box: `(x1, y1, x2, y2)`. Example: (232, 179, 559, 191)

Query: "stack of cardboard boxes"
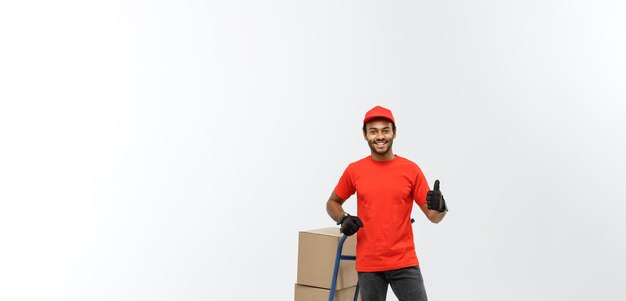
(295, 227, 360, 301)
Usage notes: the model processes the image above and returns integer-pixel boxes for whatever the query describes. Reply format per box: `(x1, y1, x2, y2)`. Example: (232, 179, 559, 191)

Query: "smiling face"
(363, 118, 396, 160)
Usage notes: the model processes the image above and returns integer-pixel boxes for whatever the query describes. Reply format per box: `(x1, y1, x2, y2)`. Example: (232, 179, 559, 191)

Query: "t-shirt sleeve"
(334, 165, 356, 200)
(412, 167, 430, 206)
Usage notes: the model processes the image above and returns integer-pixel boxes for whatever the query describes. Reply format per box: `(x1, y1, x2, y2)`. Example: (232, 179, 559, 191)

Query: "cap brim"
(363, 116, 394, 124)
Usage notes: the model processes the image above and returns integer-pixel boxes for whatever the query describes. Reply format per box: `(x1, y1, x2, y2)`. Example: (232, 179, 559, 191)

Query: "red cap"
(363, 106, 395, 124)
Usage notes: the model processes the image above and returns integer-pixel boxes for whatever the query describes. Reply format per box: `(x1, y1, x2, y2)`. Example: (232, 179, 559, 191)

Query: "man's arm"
(420, 179, 448, 223)
(419, 203, 446, 224)
(327, 191, 363, 236)
(326, 191, 348, 223)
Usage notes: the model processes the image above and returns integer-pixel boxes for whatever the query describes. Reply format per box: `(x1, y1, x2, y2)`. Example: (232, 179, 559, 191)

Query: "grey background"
(1, 1, 625, 300)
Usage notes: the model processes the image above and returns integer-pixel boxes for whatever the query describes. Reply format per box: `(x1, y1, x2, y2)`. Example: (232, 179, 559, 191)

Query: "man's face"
(363, 119, 396, 155)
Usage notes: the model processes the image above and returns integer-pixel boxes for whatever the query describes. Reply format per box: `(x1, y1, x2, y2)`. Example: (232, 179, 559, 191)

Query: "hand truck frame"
(329, 234, 359, 301)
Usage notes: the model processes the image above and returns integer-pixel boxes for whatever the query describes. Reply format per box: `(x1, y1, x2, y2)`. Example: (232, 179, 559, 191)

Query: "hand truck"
(329, 234, 359, 301)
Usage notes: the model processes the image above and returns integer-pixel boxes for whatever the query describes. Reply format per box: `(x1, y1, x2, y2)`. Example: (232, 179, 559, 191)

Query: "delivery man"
(326, 105, 448, 301)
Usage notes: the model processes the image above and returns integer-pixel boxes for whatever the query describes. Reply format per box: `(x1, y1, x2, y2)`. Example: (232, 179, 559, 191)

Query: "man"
(326, 105, 448, 301)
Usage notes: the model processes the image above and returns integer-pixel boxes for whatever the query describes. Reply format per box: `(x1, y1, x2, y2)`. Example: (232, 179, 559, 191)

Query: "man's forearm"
(427, 210, 446, 224)
(326, 200, 346, 223)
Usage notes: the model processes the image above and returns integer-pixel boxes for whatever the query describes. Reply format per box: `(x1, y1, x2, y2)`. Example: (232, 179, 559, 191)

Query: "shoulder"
(394, 155, 424, 173)
(347, 156, 371, 168)
(394, 155, 419, 167)
(340, 156, 372, 175)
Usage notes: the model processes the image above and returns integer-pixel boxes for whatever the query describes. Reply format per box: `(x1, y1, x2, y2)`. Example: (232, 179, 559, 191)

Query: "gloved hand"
(427, 179, 448, 212)
(337, 214, 363, 236)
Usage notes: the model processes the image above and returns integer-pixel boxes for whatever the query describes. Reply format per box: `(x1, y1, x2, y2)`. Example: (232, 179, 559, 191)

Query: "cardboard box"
(297, 227, 357, 290)
(294, 284, 360, 301)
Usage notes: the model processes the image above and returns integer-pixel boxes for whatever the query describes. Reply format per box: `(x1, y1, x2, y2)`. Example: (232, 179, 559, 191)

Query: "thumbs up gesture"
(427, 179, 448, 212)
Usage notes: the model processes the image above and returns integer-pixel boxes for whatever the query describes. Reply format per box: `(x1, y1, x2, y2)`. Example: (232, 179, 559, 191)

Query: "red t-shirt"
(334, 155, 430, 272)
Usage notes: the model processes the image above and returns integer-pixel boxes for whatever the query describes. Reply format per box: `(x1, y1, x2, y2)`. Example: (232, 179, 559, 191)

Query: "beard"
(368, 138, 393, 155)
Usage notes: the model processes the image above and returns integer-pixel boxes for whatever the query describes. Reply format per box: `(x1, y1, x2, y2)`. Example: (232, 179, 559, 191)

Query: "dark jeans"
(358, 266, 428, 301)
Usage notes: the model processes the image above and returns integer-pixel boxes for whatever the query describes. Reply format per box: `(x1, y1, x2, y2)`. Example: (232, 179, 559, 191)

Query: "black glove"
(337, 214, 363, 236)
(427, 179, 448, 212)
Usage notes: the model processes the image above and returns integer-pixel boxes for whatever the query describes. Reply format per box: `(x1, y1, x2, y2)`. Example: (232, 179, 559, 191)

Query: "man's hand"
(337, 214, 363, 236)
(427, 179, 448, 212)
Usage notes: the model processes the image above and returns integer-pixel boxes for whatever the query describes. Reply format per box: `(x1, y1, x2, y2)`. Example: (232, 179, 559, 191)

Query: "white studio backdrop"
(1, 1, 625, 300)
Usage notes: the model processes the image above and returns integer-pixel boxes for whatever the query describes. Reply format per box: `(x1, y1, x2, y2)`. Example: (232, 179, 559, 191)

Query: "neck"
(371, 150, 395, 161)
